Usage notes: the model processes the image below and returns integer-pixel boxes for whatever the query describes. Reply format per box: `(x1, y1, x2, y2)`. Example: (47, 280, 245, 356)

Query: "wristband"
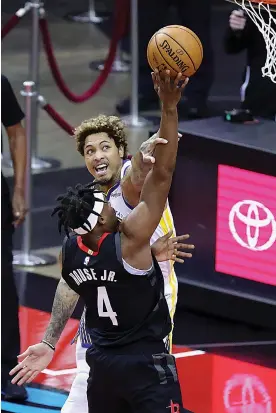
(41, 339, 55, 351)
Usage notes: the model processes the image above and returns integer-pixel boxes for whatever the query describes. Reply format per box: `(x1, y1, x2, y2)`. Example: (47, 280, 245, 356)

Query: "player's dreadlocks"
(51, 183, 106, 237)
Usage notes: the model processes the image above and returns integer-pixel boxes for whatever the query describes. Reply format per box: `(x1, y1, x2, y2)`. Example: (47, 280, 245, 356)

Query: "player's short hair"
(74, 115, 128, 159)
(51, 183, 106, 237)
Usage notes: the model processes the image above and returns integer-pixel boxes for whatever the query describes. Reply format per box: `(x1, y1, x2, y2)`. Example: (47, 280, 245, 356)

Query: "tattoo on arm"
(43, 278, 79, 346)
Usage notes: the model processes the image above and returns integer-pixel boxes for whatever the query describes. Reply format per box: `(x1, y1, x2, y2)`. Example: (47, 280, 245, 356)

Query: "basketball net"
(232, 0, 276, 83)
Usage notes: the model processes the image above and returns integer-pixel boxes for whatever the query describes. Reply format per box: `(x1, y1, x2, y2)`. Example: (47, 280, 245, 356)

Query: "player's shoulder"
(120, 158, 132, 180)
(62, 233, 78, 258)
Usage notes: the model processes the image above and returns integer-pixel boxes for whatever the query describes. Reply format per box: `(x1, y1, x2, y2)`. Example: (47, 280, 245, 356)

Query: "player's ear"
(98, 215, 106, 225)
(118, 145, 124, 159)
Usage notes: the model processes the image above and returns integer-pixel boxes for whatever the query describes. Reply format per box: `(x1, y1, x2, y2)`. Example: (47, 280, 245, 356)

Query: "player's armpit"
(42, 277, 79, 347)
(120, 164, 141, 208)
(121, 168, 173, 244)
(121, 132, 169, 208)
(120, 231, 153, 272)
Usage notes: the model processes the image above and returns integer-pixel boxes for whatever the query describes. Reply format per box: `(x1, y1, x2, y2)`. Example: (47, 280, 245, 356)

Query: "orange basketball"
(147, 25, 203, 78)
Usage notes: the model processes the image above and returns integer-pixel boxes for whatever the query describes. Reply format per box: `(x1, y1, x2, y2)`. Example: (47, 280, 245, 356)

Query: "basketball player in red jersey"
(10, 71, 193, 413)
(57, 100, 190, 413)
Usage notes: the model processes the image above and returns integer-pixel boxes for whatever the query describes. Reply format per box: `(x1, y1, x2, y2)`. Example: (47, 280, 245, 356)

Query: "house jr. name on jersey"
(69, 268, 117, 286)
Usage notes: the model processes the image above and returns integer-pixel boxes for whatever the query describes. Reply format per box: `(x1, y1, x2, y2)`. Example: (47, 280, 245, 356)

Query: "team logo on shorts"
(167, 400, 180, 413)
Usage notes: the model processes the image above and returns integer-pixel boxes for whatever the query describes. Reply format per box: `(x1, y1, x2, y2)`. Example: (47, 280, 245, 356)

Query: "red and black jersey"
(62, 232, 171, 350)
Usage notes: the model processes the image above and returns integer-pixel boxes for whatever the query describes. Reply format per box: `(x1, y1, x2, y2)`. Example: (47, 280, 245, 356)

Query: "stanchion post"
(21, 0, 61, 171)
(89, 40, 130, 73)
(64, 0, 108, 23)
(88, 0, 104, 23)
(130, 0, 139, 124)
(22, 81, 35, 258)
(2, 1, 60, 171)
(29, 0, 40, 160)
(121, 0, 152, 127)
(13, 82, 57, 267)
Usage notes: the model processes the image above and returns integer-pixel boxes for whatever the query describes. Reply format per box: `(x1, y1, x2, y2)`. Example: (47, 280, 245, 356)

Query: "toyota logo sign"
(215, 165, 276, 286)
(229, 200, 276, 251)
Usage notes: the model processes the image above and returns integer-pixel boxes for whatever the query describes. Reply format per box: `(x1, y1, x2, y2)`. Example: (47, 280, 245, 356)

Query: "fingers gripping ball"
(147, 25, 203, 78)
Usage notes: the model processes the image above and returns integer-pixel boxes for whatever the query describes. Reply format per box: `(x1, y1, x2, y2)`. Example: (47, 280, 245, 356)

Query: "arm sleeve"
(224, 27, 248, 54)
(224, 12, 252, 54)
(1, 75, 24, 127)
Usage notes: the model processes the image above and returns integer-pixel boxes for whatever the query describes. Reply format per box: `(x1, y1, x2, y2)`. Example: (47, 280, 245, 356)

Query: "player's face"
(100, 202, 120, 232)
(84, 133, 124, 187)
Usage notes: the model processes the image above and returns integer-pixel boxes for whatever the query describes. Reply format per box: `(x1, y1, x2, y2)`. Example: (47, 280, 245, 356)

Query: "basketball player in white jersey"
(61, 83, 193, 413)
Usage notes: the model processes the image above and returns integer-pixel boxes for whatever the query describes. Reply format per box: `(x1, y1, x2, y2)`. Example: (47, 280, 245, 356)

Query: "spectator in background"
(1, 74, 28, 401)
(224, 9, 276, 120)
(117, 0, 214, 119)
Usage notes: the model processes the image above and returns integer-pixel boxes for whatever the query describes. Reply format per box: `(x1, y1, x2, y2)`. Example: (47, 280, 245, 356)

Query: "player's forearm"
(154, 106, 178, 176)
(121, 153, 149, 207)
(43, 279, 79, 346)
(129, 151, 148, 190)
(121, 130, 163, 207)
(7, 124, 27, 191)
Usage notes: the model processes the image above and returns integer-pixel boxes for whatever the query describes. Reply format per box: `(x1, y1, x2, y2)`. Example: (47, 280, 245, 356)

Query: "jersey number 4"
(97, 286, 118, 326)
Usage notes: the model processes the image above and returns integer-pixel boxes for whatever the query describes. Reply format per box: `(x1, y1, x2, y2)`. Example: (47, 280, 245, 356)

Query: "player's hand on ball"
(229, 10, 246, 31)
(152, 230, 195, 263)
(9, 343, 54, 386)
(151, 69, 189, 109)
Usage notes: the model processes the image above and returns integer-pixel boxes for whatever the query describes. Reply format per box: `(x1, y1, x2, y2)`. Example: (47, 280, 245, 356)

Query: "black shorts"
(86, 346, 192, 413)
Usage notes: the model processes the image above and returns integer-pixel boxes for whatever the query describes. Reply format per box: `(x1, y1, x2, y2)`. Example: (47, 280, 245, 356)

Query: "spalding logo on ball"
(147, 25, 203, 78)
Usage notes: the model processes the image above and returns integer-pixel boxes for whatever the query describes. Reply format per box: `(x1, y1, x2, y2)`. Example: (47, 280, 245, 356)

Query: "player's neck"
(81, 229, 105, 252)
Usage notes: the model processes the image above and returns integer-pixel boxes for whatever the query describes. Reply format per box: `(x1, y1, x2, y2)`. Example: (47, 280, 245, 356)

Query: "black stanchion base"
(89, 58, 130, 73)
(63, 10, 110, 23)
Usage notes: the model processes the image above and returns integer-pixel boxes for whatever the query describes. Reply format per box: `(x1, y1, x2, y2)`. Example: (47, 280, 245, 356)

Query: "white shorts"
(61, 338, 89, 413)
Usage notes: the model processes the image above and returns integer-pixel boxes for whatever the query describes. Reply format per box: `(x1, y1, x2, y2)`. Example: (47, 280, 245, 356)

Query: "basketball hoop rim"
(225, 0, 276, 12)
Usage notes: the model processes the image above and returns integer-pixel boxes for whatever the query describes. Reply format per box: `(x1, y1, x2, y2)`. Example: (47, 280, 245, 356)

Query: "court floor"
(2, 270, 276, 413)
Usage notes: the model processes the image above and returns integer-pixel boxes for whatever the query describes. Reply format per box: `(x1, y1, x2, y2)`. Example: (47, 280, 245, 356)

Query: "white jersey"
(107, 159, 178, 318)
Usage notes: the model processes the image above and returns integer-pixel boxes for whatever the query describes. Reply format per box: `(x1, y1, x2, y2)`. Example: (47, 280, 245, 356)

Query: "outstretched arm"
(43, 250, 79, 347)
(42, 276, 79, 347)
(151, 231, 195, 263)
(121, 131, 182, 207)
(121, 131, 167, 206)
(120, 70, 188, 269)
(9, 251, 79, 385)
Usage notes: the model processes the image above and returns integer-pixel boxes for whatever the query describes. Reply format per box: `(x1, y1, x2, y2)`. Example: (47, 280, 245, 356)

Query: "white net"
(233, 0, 276, 83)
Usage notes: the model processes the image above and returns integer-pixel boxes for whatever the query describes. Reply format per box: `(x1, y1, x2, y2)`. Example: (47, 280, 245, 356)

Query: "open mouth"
(95, 164, 108, 176)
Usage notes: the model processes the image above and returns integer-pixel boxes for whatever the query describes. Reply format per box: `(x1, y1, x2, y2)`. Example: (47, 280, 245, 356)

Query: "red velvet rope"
(42, 102, 134, 161)
(42, 103, 75, 135)
(41, 101, 134, 161)
(39, 0, 128, 103)
(1, 14, 20, 39)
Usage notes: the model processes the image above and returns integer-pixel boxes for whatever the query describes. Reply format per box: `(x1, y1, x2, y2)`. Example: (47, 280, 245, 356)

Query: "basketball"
(147, 25, 203, 78)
